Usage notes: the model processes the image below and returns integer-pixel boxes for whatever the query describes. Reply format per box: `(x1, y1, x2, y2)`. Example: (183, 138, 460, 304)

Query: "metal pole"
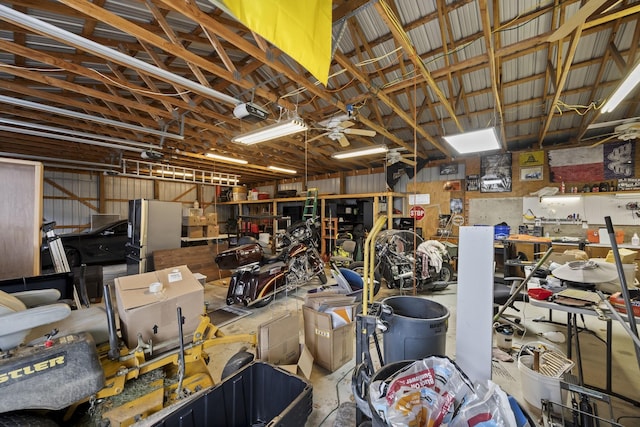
(493, 247, 554, 322)
(604, 216, 640, 367)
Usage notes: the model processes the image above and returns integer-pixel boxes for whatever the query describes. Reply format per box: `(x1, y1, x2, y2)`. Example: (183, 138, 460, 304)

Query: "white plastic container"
(517, 342, 571, 409)
(632, 233, 639, 246)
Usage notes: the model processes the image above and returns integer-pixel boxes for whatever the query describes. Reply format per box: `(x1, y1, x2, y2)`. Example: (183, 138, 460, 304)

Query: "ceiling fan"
(307, 114, 376, 147)
(386, 147, 416, 166)
(588, 122, 640, 147)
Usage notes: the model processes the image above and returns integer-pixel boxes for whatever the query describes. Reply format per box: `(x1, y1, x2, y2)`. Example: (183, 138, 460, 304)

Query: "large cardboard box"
(205, 212, 218, 225)
(302, 305, 354, 372)
(257, 312, 313, 379)
(205, 225, 219, 237)
(187, 226, 204, 238)
(114, 265, 204, 349)
(183, 216, 206, 226)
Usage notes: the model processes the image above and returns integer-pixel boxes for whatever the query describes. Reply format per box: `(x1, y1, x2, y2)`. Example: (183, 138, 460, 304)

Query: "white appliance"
(126, 199, 182, 274)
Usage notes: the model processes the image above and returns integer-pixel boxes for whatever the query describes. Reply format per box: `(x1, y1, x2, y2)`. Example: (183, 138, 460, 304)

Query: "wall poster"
(480, 153, 512, 193)
(519, 150, 545, 166)
(466, 174, 480, 191)
(520, 166, 543, 181)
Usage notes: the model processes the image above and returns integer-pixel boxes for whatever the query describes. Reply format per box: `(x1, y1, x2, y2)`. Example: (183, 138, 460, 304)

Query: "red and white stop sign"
(409, 205, 425, 220)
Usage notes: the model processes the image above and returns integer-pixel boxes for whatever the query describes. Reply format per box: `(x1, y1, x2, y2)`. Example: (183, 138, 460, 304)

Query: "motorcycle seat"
(262, 253, 282, 264)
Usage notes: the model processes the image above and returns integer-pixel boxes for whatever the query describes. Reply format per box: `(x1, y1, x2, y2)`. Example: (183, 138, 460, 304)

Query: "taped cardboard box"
(183, 216, 207, 226)
(257, 311, 313, 379)
(302, 305, 354, 372)
(205, 212, 218, 225)
(114, 265, 204, 349)
(205, 225, 219, 237)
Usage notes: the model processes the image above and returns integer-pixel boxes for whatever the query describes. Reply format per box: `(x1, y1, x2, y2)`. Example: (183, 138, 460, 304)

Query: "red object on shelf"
(609, 293, 640, 317)
(528, 288, 553, 301)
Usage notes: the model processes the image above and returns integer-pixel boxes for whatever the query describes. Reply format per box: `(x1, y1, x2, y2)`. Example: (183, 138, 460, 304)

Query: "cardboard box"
(302, 305, 354, 372)
(545, 250, 587, 267)
(205, 212, 218, 225)
(205, 225, 219, 237)
(114, 265, 204, 349)
(183, 216, 206, 226)
(605, 248, 637, 264)
(257, 312, 313, 380)
(187, 226, 204, 238)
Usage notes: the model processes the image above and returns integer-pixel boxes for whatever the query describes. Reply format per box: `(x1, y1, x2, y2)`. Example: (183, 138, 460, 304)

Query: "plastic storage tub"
(148, 362, 312, 427)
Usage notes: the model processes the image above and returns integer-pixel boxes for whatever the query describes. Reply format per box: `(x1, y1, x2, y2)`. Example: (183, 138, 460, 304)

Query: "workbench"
(529, 298, 640, 407)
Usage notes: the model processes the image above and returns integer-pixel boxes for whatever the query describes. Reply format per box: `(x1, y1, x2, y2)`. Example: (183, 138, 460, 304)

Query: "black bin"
(149, 362, 312, 427)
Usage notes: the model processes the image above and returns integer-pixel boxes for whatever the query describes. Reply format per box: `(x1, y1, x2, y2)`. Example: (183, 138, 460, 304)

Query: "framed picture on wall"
(443, 180, 461, 191)
(440, 163, 458, 175)
(480, 153, 512, 193)
(466, 174, 479, 191)
(450, 198, 463, 214)
(520, 166, 543, 181)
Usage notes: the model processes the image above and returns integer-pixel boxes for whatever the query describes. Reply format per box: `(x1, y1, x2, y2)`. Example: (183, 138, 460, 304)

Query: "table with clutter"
(525, 250, 640, 406)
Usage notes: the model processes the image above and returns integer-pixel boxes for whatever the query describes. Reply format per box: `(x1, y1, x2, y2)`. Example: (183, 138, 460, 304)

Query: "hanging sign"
(409, 205, 425, 220)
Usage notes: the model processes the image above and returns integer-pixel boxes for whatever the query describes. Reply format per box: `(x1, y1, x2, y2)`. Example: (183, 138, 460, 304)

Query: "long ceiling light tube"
(0, 95, 183, 140)
(205, 152, 248, 164)
(232, 118, 307, 145)
(0, 125, 145, 152)
(0, 5, 241, 107)
(268, 165, 297, 174)
(331, 144, 389, 159)
(601, 59, 640, 113)
(0, 118, 162, 150)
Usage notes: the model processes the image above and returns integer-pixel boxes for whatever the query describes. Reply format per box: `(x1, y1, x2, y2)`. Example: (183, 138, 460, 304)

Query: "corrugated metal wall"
(44, 166, 459, 232)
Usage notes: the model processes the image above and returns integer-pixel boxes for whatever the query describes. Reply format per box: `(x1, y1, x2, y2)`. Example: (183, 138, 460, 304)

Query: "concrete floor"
(102, 265, 640, 426)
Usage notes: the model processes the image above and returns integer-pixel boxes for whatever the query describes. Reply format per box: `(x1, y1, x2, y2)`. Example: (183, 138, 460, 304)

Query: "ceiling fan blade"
(339, 120, 355, 129)
(338, 134, 350, 147)
(344, 128, 376, 137)
(306, 132, 330, 143)
(589, 134, 618, 147)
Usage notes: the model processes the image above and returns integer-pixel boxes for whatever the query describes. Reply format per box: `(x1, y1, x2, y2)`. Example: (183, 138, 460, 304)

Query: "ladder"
(42, 221, 70, 273)
(302, 188, 318, 221)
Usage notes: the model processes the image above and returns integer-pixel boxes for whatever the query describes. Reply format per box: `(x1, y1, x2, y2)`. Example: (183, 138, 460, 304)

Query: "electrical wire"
(316, 362, 354, 426)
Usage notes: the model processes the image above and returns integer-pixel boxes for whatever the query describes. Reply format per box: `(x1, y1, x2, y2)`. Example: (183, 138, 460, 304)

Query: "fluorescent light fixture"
(541, 195, 581, 202)
(268, 165, 297, 174)
(443, 128, 501, 154)
(601, 59, 640, 113)
(205, 152, 248, 164)
(0, 95, 183, 140)
(615, 192, 640, 199)
(0, 5, 240, 107)
(232, 118, 307, 145)
(331, 144, 389, 159)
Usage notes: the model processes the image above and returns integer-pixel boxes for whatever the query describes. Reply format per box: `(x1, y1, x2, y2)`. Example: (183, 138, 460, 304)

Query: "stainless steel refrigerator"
(126, 199, 182, 274)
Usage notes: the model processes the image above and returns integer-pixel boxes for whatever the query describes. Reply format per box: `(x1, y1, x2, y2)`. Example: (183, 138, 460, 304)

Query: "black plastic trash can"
(381, 296, 449, 364)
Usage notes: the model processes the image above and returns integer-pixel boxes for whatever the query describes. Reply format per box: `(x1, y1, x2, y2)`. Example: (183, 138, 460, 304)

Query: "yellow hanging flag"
(222, 0, 331, 86)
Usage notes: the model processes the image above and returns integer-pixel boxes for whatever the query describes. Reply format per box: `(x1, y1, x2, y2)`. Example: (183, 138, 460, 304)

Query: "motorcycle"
(215, 219, 327, 307)
(349, 229, 454, 292)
